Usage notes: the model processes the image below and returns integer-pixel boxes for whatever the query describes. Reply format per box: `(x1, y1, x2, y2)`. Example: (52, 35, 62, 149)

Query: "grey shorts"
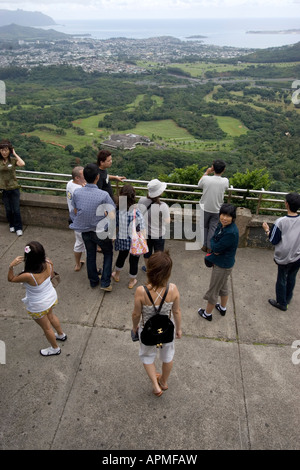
(204, 265, 232, 305)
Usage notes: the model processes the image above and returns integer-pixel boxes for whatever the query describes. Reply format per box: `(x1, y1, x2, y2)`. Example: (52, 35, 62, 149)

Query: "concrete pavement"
(0, 222, 299, 450)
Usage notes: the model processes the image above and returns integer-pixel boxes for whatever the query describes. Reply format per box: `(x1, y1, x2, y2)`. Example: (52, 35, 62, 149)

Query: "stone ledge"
(0, 192, 278, 247)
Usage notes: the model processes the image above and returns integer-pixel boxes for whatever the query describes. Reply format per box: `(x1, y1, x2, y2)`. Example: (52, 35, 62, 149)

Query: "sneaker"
(16, 230, 23, 236)
(215, 303, 226, 316)
(268, 299, 287, 311)
(101, 285, 112, 292)
(55, 333, 67, 341)
(198, 308, 212, 321)
(40, 346, 61, 356)
(142, 266, 147, 273)
(9, 227, 15, 233)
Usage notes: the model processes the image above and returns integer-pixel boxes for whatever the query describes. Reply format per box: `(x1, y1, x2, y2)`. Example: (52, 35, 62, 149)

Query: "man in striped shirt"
(263, 192, 300, 311)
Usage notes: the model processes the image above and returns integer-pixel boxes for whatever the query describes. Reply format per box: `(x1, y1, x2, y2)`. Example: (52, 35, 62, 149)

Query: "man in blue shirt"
(263, 192, 300, 311)
(70, 163, 116, 290)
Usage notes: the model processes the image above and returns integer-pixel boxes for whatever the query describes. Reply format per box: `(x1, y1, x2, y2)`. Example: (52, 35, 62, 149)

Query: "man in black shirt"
(96, 149, 126, 200)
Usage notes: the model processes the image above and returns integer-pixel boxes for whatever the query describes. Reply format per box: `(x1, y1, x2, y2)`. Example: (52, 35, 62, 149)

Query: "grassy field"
(215, 116, 248, 136)
(25, 112, 247, 152)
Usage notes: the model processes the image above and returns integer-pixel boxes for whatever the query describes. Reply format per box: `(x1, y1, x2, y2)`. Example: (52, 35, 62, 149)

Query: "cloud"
(0, 0, 299, 19)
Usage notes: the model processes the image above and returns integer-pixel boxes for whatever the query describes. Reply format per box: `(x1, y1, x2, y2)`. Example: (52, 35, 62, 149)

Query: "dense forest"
(0, 61, 299, 192)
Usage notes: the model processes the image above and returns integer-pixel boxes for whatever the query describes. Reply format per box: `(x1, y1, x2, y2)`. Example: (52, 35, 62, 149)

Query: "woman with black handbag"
(132, 251, 182, 397)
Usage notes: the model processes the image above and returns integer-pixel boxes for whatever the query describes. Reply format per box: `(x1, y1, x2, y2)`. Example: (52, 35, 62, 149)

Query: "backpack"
(140, 284, 174, 348)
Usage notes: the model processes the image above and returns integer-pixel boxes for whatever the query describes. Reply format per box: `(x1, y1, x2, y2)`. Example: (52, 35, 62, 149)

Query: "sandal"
(111, 272, 120, 282)
(128, 279, 137, 289)
(74, 261, 85, 272)
(156, 373, 168, 391)
(153, 389, 163, 397)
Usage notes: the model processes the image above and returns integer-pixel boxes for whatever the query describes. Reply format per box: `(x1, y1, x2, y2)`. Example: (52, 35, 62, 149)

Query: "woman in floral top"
(112, 184, 146, 289)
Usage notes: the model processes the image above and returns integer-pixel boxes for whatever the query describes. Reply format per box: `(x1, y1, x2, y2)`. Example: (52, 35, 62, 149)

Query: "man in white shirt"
(66, 166, 86, 271)
(198, 160, 229, 252)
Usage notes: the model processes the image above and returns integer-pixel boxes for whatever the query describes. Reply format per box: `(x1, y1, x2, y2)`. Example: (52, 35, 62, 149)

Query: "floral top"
(114, 206, 145, 251)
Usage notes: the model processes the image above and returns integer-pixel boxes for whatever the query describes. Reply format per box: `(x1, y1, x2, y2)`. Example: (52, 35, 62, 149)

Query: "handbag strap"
(143, 284, 169, 314)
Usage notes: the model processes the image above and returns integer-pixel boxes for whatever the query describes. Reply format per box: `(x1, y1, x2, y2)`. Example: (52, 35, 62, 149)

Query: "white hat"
(147, 179, 167, 198)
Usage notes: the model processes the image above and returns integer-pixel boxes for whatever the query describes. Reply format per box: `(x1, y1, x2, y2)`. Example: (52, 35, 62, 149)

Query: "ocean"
(48, 17, 300, 49)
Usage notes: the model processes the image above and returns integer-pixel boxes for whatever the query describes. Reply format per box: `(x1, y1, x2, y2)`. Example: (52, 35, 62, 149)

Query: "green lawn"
(215, 116, 248, 136)
(122, 119, 193, 139)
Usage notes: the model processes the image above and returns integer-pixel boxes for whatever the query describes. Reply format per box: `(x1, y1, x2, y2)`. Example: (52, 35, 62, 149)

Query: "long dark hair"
(23, 241, 47, 274)
(117, 184, 136, 210)
(147, 250, 172, 289)
(0, 139, 13, 162)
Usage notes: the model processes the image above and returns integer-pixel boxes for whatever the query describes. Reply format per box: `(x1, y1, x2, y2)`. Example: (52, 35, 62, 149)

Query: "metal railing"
(16, 169, 290, 216)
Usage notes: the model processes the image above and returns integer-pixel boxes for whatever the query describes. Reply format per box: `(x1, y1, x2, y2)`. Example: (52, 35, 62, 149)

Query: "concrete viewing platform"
(0, 222, 299, 451)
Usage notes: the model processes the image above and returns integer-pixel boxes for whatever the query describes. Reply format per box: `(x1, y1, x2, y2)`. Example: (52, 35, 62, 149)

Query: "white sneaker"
(16, 230, 23, 236)
(40, 346, 61, 356)
(10, 227, 15, 233)
(55, 333, 67, 341)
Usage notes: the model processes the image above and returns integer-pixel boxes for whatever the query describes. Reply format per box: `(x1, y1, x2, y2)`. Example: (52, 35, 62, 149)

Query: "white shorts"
(138, 331, 175, 365)
(74, 231, 86, 253)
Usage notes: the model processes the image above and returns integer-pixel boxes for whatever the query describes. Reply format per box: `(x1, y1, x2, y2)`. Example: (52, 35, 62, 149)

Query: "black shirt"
(97, 168, 114, 199)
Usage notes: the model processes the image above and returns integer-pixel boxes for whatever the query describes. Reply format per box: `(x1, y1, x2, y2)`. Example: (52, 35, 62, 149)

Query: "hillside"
(0, 9, 55, 27)
(0, 24, 71, 41)
(239, 41, 300, 63)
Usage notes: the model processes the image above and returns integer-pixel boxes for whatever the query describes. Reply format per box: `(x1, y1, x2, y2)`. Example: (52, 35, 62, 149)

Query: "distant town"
(0, 35, 254, 74)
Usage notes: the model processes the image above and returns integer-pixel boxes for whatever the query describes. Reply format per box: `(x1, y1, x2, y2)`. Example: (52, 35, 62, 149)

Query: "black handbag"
(204, 253, 214, 268)
(141, 284, 174, 348)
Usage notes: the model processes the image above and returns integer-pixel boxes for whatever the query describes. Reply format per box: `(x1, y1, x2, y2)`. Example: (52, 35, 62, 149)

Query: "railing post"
(227, 188, 232, 203)
(256, 188, 264, 215)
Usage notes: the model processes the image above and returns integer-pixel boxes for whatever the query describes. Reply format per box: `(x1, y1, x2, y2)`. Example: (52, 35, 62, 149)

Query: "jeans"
(203, 211, 219, 250)
(2, 188, 22, 231)
(82, 231, 113, 288)
(276, 258, 300, 307)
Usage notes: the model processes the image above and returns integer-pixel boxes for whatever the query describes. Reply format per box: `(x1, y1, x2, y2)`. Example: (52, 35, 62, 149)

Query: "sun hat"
(147, 179, 167, 198)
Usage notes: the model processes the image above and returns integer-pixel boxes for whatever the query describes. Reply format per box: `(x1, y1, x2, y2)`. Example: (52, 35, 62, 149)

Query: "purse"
(140, 284, 174, 348)
(204, 253, 214, 268)
(130, 208, 149, 256)
(51, 271, 61, 288)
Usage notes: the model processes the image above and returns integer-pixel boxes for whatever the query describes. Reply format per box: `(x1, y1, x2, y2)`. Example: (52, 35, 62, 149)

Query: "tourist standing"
(0, 139, 25, 236)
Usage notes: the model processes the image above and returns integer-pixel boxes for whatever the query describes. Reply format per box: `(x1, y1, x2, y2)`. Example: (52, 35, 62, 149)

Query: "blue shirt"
(208, 222, 239, 268)
(70, 184, 115, 233)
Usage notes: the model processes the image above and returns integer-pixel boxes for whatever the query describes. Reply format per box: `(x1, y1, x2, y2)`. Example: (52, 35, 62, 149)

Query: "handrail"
(16, 169, 290, 215)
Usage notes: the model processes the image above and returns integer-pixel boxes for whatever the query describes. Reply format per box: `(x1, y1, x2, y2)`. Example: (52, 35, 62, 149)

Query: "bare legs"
(74, 251, 84, 271)
(34, 308, 63, 348)
(143, 360, 173, 395)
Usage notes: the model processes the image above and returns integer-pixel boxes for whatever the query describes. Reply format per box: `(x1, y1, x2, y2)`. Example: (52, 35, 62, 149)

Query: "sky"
(0, 0, 300, 21)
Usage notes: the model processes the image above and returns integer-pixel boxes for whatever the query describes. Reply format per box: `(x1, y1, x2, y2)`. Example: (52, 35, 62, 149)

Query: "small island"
(186, 35, 207, 39)
(247, 29, 300, 35)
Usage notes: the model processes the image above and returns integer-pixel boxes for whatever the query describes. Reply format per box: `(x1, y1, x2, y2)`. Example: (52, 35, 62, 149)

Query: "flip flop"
(153, 389, 163, 397)
(74, 261, 85, 272)
(156, 373, 168, 391)
(128, 279, 137, 289)
(112, 272, 120, 282)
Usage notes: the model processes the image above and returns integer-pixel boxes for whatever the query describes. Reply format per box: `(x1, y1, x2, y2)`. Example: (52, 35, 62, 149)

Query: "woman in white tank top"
(132, 250, 182, 397)
(8, 241, 67, 356)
